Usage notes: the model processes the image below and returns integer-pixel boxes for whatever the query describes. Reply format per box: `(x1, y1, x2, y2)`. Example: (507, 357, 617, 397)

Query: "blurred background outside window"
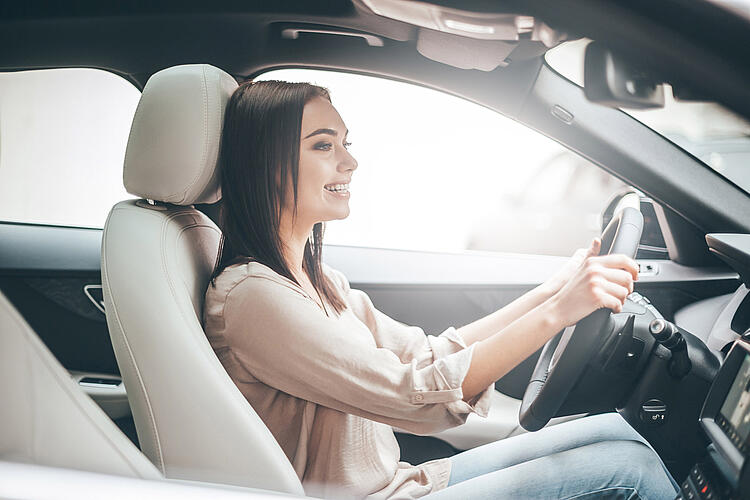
(260, 68, 627, 256)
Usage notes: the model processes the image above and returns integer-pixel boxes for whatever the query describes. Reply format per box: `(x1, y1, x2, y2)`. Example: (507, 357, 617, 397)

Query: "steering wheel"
(518, 207, 644, 432)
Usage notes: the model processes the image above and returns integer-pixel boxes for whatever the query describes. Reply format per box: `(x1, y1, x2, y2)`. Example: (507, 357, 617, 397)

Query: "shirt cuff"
(411, 338, 492, 420)
(426, 326, 469, 361)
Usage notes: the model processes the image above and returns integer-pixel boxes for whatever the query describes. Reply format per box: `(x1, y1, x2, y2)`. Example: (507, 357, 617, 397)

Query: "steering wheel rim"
(518, 207, 644, 432)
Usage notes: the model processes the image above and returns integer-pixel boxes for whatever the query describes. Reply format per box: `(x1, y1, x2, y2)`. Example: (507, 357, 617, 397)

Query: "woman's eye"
(314, 142, 333, 151)
(343, 141, 352, 149)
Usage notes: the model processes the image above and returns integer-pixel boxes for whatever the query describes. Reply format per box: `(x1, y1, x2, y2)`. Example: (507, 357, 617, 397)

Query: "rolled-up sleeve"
(222, 270, 492, 435)
(325, 264, 493, 418)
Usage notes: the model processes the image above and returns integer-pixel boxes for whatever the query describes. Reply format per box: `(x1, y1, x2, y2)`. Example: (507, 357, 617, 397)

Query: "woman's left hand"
(543, 237, 602, 296)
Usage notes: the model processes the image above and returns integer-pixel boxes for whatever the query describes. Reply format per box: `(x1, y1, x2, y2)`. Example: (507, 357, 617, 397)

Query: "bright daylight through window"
(259, 69, 627, 257)
(0, 68, 139, 228)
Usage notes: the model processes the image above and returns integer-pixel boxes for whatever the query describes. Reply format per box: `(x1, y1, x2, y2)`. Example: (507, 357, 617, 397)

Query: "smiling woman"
(213, 80, 349, 316)
(204, 76, 678, 499)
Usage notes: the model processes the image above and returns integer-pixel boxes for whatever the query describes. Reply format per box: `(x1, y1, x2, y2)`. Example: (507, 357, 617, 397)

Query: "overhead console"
(357, 0, 570, 70)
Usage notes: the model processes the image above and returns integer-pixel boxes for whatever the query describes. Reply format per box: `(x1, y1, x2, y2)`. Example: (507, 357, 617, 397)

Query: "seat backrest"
(0, 290, 161, 479)
(101, 64, 303, 495)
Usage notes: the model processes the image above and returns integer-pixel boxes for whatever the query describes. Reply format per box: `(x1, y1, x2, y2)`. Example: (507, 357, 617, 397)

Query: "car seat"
(0, 290, 160, 479)
(100, 64, 304, 495)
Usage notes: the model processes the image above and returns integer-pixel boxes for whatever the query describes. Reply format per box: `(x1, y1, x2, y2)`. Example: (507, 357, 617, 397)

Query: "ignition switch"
(640, 398, 667, 426)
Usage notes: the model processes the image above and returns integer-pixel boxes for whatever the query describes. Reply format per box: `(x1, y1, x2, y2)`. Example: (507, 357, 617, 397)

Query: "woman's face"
(284, 96, 357, 226)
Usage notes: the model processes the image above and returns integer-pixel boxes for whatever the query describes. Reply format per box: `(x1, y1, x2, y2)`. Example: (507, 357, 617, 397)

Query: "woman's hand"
(548, 252, 639, 328)
(462, 248, 638, 400)
(543, 238, 602, 296)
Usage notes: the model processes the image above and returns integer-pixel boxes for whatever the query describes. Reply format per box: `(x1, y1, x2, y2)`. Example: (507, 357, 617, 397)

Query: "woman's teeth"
(324, 183, 349, 193)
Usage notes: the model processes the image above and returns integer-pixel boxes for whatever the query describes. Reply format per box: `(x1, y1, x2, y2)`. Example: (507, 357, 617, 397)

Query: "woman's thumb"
(589, 237, 602, 256)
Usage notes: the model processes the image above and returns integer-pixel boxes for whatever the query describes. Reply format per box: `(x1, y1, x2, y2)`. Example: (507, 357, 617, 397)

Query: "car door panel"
(1, 222, 739, 460)
(0, 223, 125, 418)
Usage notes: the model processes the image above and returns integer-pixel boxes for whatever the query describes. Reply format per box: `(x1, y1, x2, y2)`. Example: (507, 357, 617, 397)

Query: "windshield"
(545, 39, 750, 195)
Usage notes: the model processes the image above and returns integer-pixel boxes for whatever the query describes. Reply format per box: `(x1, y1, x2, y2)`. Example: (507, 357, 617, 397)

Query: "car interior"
(1, 1, 750, 499)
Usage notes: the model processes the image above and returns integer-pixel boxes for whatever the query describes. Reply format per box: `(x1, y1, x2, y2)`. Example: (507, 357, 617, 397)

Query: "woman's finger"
(597, 267, 634, 294)
(594, 253, 638, 280)
(597, 279, 631, 304)
(599, 292, 624, 313)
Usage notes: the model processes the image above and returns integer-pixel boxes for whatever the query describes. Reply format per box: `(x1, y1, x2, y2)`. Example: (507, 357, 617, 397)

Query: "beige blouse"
(203, 261, 492, 499)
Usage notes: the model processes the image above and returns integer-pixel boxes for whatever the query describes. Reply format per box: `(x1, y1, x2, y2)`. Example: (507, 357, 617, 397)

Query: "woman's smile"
(324, 182, 350, 198)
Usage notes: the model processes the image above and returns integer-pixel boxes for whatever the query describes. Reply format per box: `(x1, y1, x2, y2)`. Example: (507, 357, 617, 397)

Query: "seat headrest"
(123, 64, 238, 205)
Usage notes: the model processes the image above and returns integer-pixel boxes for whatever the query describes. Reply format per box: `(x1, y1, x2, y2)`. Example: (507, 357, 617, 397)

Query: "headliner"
(1, 0, 749, 123)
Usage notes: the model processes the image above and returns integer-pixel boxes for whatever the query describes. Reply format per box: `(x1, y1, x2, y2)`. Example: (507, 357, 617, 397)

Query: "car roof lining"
(3, 1, 748, 113)
(2, 0, 749, 245)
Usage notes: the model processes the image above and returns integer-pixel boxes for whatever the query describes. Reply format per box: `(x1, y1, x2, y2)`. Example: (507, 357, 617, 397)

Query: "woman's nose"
(339, 149, 358, 172)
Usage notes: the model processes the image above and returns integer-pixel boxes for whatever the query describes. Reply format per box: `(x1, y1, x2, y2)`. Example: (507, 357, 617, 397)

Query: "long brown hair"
(212, 80, 346, 316)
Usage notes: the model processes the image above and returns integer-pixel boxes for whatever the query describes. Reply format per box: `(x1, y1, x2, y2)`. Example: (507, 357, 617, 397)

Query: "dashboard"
(680, 341, 750, 500)
(673, 234, 750, 499)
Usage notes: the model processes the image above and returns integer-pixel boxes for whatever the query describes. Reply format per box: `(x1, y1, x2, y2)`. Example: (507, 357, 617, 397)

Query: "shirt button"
(415, 394, 424, 402)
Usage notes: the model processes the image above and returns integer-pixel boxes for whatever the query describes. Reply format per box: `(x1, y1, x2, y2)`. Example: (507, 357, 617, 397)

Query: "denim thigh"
(424, 412, 678, 499)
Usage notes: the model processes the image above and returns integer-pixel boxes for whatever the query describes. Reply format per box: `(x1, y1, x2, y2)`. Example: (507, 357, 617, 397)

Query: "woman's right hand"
(549, 253, 639, 328)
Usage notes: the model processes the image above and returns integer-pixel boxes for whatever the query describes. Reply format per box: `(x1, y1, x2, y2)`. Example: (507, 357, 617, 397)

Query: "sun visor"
(361, 0, 567, 45)
(417, 29, 516, 71)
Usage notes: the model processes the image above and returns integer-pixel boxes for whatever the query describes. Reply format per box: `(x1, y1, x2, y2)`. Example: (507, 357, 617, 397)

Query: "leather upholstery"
(123, 64, 236, 205)
(0, 461, 302, 499)
(102, 64, 304, 494)
(0, 291, 160, 479)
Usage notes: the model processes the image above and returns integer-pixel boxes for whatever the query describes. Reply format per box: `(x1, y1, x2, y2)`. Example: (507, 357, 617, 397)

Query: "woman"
(204, 80, 679, 499)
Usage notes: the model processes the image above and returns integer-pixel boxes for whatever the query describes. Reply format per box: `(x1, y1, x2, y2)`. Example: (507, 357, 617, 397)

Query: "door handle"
(83, 284, 106, 314)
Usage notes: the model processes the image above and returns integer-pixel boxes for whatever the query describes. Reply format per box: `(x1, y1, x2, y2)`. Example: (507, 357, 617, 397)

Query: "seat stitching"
(102, 212, 166, 473)
(176, 65, 211, 204)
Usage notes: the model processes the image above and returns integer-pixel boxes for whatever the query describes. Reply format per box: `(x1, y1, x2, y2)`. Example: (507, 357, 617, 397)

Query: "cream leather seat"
(0, 290, 160, 479)
(101, 64, 304, 495)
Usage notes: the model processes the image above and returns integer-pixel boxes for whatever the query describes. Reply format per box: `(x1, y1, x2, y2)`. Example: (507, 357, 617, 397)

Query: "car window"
(545, 39, 750, 195)
(258, 68, 629, 257)
(0, 68, 139, 228)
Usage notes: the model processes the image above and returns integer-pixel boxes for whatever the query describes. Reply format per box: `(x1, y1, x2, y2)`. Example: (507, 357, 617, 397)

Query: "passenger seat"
(0, 290, 160, 478)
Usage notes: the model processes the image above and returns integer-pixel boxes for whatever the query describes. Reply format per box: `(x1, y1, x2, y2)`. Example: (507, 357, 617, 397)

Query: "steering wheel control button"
(640, 398, 667, 425)
(622, 298, 647, 316)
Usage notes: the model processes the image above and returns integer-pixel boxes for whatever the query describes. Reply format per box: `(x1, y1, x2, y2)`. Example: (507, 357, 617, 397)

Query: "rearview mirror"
(584, 42, 665, 109)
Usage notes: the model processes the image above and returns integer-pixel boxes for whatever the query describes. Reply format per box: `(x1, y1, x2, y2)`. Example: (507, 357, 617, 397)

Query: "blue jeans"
(424, 413, 679, 499)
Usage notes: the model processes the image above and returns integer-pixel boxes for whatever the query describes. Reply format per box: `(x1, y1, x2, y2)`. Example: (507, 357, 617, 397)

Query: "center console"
(678, 340, 750, 499)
